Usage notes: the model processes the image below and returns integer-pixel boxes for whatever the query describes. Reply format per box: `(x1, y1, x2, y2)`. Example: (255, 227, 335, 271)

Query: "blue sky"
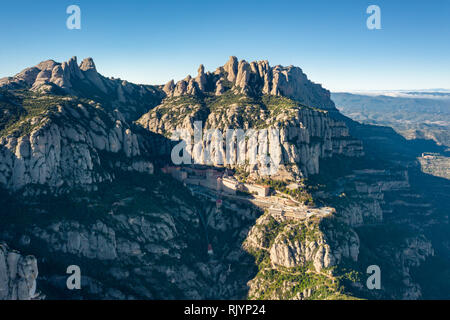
(0, 0, 449, 91)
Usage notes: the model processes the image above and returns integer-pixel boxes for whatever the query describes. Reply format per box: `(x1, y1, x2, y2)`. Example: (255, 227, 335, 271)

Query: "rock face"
(0, 96, 159, 192)
(163, 56, 337, 111)
(266, 223, 359, 272)
(0, 175, 264, 299)
(418, 155, 450, 180)
(243, 214, 360, 300)
(138, 86, 363, 178)
(139, 57, 362, 178)
(0, 243, 40, 300)
(319, 168, 411, 227)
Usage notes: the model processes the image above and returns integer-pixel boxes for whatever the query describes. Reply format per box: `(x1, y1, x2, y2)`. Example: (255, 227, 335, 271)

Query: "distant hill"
(331, 91, 450, 149)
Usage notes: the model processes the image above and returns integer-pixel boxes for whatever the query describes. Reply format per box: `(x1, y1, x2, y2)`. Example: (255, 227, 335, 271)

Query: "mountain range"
(0, 56, 449, 300)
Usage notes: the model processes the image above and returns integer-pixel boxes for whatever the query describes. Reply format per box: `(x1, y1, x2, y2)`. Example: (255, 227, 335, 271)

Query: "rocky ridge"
(163, 56, 337, 111)
(0, 57, 164, 121)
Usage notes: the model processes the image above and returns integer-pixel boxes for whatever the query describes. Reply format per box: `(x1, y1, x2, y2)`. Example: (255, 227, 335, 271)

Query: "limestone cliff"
(138, 58, 363, 178)
(0, 243, 41, 300)
(0, 93, 159, 192)
(242, 213, 360, 300)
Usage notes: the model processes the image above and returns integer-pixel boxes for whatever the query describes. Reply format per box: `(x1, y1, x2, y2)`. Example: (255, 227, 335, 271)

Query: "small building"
(185, 177, 203, 186)
(206, 169, 222, 179)
(244, 183, 270, 197)
(161, 166, 187, 182)
(220, 177, 240, 194)
(422, 152, 438, 160)
(200, 177, 220, 190)
(268, 206, 284, 217)
(184, 167, 204, 176)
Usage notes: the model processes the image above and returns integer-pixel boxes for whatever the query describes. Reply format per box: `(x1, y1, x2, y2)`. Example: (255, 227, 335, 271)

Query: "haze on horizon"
(0, 0, 449, 92)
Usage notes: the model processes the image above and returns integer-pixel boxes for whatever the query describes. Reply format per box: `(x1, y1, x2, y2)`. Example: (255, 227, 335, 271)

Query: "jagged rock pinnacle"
(162, 56, 336, 110)
(79, 57, 97, 72)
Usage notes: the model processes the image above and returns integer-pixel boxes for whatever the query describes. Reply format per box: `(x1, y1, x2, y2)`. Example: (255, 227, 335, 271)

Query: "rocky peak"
(197, 64, 205, 75)
(223, 56, 239, 82)
(78, 57, 107, 93)
(61, 56, 84, 81)
(195, 64, 207, 91)
(79, 57, 97, 72)
(35, 59, 59, 71)
(0, 56, 99, 93)
(0, 56, 165, 121)
(235, 60, 251, 93)
(163, 79, 175, 95)
(162, 56, 337, 111)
